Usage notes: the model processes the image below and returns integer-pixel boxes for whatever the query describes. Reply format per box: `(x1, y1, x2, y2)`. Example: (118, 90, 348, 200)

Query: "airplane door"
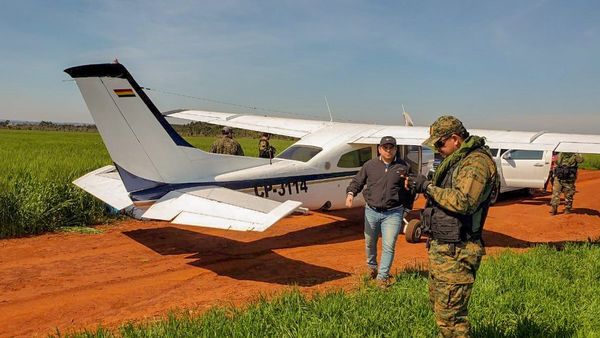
(403, 145, 423, 176)
(499, 149, 549, 188)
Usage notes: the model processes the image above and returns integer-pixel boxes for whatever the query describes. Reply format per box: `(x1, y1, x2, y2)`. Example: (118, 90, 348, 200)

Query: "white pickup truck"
(490, 148, 554, 203)
(429, 148, 554, 204)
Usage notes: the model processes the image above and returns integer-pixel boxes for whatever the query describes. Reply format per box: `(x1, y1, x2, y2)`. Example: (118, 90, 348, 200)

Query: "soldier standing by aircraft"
(550, 152, 584, 215)
(409, 116, 497, 338)
(345, 136, 412, 288)
(210, 126, 244, 156)
(258, 132, 276, 159)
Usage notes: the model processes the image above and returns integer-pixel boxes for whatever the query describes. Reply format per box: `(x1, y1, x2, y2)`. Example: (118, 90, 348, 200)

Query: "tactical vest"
(423, 150, 493, 243)
(554, 165, 577, 181)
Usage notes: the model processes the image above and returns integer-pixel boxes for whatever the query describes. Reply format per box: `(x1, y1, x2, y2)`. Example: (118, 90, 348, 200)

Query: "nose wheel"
(404, 219, 423, 243)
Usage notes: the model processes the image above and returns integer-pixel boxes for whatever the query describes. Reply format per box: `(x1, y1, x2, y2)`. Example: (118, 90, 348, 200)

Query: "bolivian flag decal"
(114, 89, 135, 97)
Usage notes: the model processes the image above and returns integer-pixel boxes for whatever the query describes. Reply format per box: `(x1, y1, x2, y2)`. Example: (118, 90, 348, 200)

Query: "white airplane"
(65, 63, 600, 234)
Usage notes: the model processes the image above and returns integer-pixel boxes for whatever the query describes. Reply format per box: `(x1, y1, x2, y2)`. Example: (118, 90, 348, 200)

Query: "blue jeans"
(364, 205, 403, 280)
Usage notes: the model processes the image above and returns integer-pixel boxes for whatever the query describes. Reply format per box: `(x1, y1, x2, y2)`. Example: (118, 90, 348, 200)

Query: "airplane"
(64, 63, 600, 237)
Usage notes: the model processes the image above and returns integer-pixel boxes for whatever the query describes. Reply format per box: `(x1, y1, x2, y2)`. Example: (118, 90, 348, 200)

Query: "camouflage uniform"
(210, 135, 244, 156)
(258, 135, 276, 159)
(422, 116, 497, 338)
(550, 152, 583, 214)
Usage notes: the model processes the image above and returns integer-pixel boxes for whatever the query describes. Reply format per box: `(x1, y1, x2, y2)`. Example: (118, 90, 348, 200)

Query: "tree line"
(0, 120, 294, 139)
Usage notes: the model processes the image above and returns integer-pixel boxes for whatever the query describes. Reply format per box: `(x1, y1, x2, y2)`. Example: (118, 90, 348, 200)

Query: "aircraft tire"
(405, 219, 422, 243)
(490, 179, 501, 205)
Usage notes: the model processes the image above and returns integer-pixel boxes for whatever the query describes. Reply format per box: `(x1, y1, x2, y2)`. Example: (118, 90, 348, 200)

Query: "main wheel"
(490, 179, 501, 205)
(405, 219, 422, 243)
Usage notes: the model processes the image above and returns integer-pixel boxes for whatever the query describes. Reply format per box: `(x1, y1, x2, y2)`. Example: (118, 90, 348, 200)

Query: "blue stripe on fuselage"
(129, 170, 358, 202)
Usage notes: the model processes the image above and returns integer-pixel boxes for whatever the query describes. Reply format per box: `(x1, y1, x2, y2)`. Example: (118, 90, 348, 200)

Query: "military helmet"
(423, 115, 468, 149)
(222, 126, 232, 135)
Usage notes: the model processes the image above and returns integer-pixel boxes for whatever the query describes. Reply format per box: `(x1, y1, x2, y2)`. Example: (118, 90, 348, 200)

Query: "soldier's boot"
(564, 208, 572, 214)
(550, 206, 557, 216)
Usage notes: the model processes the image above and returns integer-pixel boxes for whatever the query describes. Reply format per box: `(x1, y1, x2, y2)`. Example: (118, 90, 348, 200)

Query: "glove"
(409, 175, 431, 194)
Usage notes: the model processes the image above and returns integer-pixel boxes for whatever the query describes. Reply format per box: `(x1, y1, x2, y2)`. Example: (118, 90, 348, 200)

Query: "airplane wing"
(141, 186, 302, 231)
(167, 108, 600, 153)
(350, 125, 430, 145)
(348, 125, 600, 154)
(164, 109, 330, 138)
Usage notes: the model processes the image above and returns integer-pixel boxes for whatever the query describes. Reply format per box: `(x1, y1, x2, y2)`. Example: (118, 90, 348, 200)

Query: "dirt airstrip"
(2, 170, 600, 337)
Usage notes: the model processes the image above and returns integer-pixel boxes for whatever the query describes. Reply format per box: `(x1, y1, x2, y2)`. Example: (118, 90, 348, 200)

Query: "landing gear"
(404, 219, 423, 243)
(490, 179, 501, 205)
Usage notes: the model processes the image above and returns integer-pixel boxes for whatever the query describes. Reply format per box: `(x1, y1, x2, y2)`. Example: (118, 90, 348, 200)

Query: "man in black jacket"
(346, 136, 411, 286)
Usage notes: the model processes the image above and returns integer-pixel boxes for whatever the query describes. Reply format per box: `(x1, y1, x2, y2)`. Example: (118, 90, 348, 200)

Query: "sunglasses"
(434, 134, 452, 150)
(380, 144, 396, 150)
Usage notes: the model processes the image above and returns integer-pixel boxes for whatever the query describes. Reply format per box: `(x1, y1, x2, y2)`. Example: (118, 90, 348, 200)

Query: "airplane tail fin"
(65, 63, 267, 192)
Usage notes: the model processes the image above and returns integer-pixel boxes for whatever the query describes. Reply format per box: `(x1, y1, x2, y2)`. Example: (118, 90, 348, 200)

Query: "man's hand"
(409, 175, 431, 194)
(345, 194, 354, 208)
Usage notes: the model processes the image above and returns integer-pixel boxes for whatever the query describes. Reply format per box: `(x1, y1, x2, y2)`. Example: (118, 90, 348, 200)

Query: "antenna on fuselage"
(402, 104, 414, 126)
(325, 96, 333, 122)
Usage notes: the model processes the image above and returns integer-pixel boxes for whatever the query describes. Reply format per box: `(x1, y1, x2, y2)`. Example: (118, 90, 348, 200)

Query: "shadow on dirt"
(570, 208, 600, 217)
(483, 229, 600, 249)
(124, 218, 363, 286)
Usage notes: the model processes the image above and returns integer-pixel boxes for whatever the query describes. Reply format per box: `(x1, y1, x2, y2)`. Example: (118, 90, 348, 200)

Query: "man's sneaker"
(368, 267, 378, 280)
(375, 277, 393, 289)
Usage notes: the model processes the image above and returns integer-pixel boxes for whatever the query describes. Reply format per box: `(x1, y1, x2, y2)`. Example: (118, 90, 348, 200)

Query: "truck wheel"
(405, 219, 422, 243)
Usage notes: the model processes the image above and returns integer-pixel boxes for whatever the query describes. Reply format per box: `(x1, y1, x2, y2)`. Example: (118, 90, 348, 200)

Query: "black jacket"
(346, 157, 411, 210)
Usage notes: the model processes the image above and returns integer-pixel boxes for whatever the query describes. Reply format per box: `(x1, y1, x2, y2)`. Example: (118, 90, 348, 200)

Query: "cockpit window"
(337, 147, 372, 168)
(277, 145, 322, 162)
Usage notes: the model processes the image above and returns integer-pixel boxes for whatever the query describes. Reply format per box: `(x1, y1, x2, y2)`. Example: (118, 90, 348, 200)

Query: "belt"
(368, 205, 402, 212)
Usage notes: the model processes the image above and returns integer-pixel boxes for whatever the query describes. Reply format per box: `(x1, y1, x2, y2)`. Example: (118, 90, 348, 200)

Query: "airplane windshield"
(277, 145, 322, 162)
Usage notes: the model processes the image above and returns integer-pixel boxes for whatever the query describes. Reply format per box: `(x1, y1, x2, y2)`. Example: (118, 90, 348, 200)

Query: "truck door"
(499, 149, 550, 188)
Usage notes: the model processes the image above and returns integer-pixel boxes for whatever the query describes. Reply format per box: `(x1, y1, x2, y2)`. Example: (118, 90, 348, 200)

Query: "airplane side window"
(277, 145, 322, 162)
(337, 147, 372, 168)
(508, 150, 543, 160)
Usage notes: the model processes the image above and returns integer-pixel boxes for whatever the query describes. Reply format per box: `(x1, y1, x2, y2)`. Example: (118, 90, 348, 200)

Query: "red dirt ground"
(2, 170, 600, 337)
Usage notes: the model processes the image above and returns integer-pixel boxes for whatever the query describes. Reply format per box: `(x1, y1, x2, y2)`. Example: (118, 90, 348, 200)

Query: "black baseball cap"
(379, 136, 397, 146)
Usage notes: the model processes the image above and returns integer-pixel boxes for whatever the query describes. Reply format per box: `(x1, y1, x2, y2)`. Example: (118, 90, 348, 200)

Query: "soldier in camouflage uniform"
(210, 126, 244, 156)
(258, 133, 276, 159)
(550, 152, 583, 215)
(409, 116, 497, 338)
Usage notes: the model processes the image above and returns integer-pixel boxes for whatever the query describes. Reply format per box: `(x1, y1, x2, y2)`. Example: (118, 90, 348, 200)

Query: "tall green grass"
(0, 129, 294, 238)
(64, 242, 600, 338)
(581, 154, 600, 170)
(0, 130, 112, 237)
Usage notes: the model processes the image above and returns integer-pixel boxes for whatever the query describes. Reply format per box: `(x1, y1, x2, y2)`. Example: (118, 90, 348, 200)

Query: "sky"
(1, 0, 599, 133)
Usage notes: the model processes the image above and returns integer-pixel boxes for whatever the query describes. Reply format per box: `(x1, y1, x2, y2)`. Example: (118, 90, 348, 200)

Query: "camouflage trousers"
(428, 240, 485, 338)
(550, 177, 576, 210)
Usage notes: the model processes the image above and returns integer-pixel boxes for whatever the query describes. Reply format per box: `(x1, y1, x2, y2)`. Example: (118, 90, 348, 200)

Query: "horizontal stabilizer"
(73, 165, 133, 210)
(141, 186, 303, 231)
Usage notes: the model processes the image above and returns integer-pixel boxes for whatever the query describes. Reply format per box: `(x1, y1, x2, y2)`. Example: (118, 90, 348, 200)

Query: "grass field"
(0, 129, 294, 238)
(63, 242, 600, 337)
(581, 154, 600, 170)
